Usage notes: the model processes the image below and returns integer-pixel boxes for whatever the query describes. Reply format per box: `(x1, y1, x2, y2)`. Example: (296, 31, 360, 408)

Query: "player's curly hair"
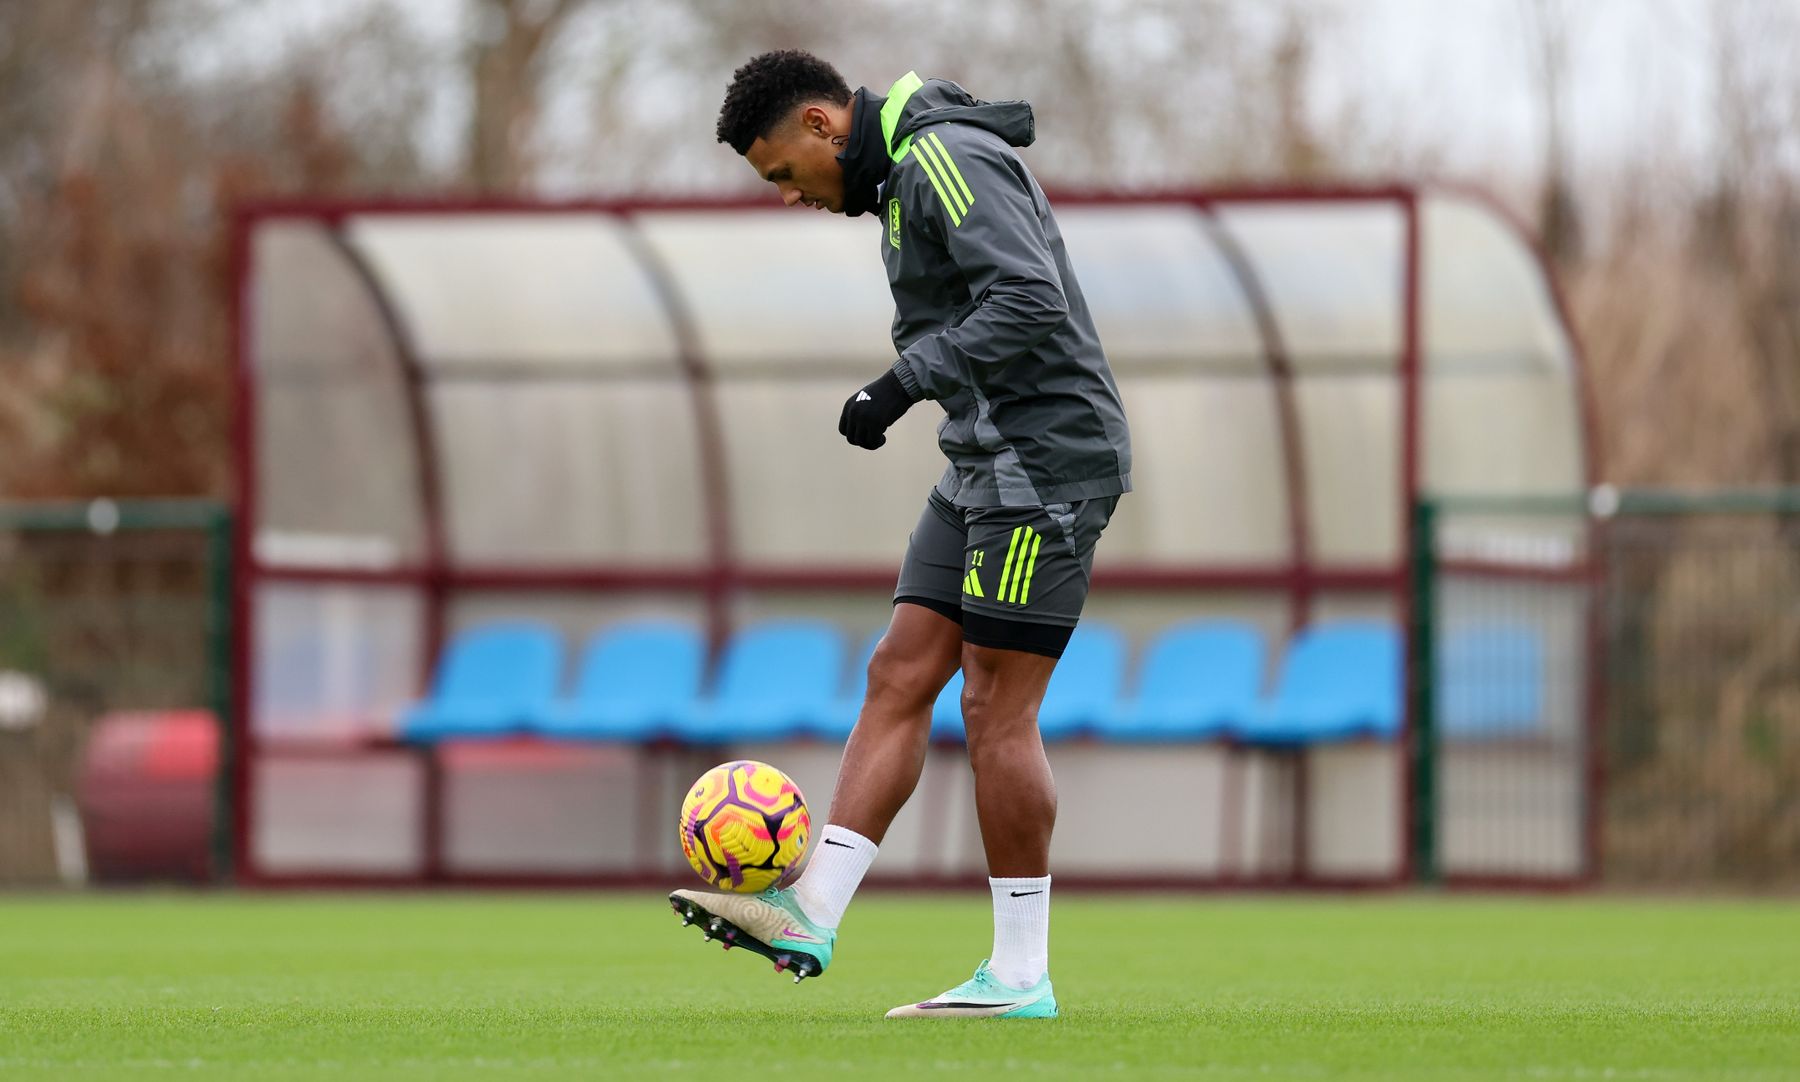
(716, 50, 852, 155)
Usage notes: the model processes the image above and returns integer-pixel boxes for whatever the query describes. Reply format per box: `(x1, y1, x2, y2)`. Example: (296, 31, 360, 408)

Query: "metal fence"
(1597, 491, 1800, 885)
(2, 493, 1797, 887)
(1413, 495, 1596, 885)
(1416, 489, 1800, 887)
(0, 501, 231, 884)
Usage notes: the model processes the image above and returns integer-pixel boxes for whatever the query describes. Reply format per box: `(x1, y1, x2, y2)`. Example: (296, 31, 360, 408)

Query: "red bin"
(76, 710, 218, 882)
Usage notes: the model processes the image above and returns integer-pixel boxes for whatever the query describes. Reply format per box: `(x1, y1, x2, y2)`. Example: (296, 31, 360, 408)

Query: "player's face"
(744, 108, 846, 213)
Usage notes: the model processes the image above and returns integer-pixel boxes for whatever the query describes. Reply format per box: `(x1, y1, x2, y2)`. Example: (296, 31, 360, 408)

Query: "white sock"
(791, 824, 877, 930)
(988, 875, 1051, 990)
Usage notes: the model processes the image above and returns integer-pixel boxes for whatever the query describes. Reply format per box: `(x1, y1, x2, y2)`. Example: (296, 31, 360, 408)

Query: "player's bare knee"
(863, 640, 951, 717)
(960, 682, 1037, 760)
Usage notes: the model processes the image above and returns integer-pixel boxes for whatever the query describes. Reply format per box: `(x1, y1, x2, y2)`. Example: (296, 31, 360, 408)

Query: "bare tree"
(563, 0, 1315, 193)
(1520, 0, 1582, 264)
(0, 0, 455, 500)
(467, 0, 588, 191)
(0, 1, 161, 343)
(1707, 0, 1800, 487)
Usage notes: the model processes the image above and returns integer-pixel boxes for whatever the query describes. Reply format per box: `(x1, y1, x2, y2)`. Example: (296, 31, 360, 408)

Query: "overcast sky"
(193, 0, 1776, 191)
(1317, 0, 1714, 163)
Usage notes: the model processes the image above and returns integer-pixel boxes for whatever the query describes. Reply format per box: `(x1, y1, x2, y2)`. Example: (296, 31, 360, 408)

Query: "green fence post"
(205, 507, 235, 881)
(1410, 498, 1439, 884)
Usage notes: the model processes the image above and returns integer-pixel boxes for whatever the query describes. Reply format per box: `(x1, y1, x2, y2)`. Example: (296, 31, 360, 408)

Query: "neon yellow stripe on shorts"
(996, 526, 1024, 601)
(1017, 532, 1043, 605)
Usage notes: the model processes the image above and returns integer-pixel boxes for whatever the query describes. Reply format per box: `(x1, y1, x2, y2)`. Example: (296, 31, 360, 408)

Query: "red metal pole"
(616, 224, 737, 653)
(1580, 518, 1609, 883)
(1397, 191, 1424, 886)
(248, 562, 1405, 595)
(326, 229, 452, 881)
(1196, 207, 1316, 634)
(225, 184, 1425, 223)
(227, 209, 259, 884)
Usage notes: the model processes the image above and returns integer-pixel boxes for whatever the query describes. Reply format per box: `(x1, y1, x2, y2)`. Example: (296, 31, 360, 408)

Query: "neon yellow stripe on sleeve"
(924, 133, 975, 209)
(911, 136, 967, 224)
(913, 136, 967, 215)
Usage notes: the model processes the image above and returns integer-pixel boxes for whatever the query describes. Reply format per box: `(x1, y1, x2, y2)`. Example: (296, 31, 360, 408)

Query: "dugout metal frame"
(228, 185, 1602, 889)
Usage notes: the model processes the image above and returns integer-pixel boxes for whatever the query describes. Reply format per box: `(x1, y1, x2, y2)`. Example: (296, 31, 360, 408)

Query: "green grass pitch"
(1, 893, 1796, 1080)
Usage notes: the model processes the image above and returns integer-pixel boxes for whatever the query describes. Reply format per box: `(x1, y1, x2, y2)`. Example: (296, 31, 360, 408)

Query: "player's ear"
(800, 104, 833, 140)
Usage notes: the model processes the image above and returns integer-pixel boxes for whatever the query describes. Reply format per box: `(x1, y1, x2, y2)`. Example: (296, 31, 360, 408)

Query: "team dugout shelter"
(233, 186, 1599, 888)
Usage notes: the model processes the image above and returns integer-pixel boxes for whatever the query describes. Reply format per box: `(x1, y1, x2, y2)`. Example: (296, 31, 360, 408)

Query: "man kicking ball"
(669, 50, 1131, 1021)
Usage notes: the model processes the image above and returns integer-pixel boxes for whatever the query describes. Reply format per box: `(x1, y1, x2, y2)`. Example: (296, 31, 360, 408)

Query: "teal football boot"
(668, 886, 834, 982)
(885, 960, 1058, 1019)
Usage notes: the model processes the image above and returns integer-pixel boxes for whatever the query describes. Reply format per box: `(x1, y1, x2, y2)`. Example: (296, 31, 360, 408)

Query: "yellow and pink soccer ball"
(678, 760, 811, 893)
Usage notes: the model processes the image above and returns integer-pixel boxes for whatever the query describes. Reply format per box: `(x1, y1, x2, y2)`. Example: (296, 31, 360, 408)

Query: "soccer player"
(669, 50, 1131, 1021)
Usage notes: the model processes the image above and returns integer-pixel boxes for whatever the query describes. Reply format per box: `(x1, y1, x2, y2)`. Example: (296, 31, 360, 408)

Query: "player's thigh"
(875, 489, 967, 705)
(869, 601, 963, 707)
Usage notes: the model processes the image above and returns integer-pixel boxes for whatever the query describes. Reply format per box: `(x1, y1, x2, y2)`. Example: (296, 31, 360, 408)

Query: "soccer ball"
(678, 760, 811, 893)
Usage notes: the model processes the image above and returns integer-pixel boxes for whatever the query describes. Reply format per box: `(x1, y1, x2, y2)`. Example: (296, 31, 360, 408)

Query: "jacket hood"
(885, 73, 1036, 155)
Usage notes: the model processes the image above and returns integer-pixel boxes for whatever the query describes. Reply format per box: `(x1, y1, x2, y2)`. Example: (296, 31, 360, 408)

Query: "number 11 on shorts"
(963, 551, 986, 597)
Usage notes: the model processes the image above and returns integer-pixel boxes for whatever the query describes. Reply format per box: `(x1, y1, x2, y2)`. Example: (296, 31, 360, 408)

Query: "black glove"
(838, 369, 916, 450)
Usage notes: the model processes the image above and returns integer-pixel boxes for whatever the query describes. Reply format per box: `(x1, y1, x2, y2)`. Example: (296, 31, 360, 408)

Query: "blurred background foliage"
(0, 0, 1796, 500)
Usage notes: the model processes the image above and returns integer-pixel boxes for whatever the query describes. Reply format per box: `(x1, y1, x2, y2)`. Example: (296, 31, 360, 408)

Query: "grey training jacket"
(873, 72, 1132, 509)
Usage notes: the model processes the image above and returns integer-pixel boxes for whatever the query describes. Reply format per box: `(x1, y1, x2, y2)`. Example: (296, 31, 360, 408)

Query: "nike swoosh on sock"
(1009, 890, 1043, 897)
(823, 838, 857, 849)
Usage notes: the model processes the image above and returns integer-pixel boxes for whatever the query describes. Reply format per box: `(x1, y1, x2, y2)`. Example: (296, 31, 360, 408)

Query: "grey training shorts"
(893, 488, 1120, 657)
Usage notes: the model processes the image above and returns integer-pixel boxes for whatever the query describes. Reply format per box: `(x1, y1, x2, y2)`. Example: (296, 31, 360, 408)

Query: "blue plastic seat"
(1037, 624, 1128, 740)
(814, 630, 886, 740)
(676, 620, 846, 743)
(399, 621, 564, 742)
(931, 670, 965, 742)
(1438, 624, 1545, 740)
(1235, 621, 1401, 745)
(530, 621, 705, 741)
(1102, 621, 1264, 741)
